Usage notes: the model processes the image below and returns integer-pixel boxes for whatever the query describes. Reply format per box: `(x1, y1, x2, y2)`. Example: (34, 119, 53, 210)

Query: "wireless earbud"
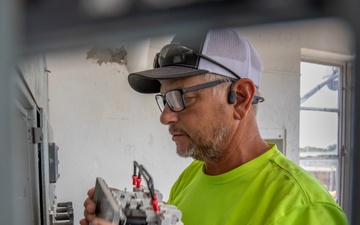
(227, 82, 236, 104)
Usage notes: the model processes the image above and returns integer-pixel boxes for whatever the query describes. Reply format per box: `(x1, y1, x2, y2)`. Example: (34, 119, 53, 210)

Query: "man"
(81, 29, 349, 225)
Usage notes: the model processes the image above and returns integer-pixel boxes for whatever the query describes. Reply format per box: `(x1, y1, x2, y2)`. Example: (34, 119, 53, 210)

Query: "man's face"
(159, 75, 233, 161)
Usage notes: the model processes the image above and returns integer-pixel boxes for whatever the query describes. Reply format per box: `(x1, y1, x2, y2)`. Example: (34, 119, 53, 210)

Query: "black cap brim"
(128, 66, 209, 93)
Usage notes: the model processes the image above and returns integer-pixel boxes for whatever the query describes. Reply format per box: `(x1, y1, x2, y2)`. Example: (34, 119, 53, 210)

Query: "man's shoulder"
(268, 151, 338, 205)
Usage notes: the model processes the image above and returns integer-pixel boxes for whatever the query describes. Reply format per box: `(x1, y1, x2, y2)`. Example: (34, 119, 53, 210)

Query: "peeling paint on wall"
(86, 45, 127, 65)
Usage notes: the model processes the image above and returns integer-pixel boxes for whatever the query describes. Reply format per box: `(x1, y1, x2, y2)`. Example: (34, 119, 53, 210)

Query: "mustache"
(169, 125, 188, 136)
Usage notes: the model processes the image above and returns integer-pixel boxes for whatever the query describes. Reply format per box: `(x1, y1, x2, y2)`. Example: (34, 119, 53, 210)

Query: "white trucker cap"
(128, 28, 263, 93)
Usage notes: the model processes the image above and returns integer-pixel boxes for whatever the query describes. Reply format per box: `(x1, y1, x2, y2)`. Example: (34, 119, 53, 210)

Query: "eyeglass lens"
(166, 91, 184, 111)
(157, 45, 189, 68)
(155, 44, 241, 80)
(156, 90, 185, 112)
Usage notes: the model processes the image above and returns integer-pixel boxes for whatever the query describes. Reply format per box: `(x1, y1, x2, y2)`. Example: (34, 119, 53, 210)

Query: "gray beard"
(177, 125, 230, 161)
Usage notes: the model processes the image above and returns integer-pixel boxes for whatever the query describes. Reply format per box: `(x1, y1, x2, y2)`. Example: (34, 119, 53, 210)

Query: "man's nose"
(160, 104, 179, 125)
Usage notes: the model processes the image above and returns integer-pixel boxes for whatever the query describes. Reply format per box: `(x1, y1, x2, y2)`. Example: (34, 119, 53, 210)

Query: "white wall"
(47, 47, 194, 223)
(47, 18, 354, 223)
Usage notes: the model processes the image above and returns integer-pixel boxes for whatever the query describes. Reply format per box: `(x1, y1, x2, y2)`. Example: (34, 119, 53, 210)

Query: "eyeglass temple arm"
(181, 80, 228, 94)
(191, 51, 241, 80)
(252, 96, 265, 104)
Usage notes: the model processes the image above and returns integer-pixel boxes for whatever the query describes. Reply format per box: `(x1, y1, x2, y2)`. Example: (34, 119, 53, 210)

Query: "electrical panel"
(93, 161, 183, 225)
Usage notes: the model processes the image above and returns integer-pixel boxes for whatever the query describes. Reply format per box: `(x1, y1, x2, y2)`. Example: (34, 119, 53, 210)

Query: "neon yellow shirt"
(168, 144, 349, 225)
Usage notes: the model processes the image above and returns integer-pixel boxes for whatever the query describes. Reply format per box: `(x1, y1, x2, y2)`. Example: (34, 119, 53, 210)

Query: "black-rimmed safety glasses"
(153, 44, 241, 80)
(156, 80, 265, 112)
(155, 80, 230, 112)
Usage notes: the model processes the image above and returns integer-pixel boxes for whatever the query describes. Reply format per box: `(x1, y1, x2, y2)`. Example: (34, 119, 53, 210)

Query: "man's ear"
(232, 78, 256, 119)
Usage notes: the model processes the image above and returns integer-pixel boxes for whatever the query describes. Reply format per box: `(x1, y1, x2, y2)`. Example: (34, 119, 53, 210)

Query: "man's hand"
(79, 188, 115, 225)
(79, 187, 96, 225)
(80, 217, 115, 225)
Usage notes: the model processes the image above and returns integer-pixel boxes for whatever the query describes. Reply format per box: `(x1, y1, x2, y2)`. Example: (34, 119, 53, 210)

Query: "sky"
(299, 62, 339, 150)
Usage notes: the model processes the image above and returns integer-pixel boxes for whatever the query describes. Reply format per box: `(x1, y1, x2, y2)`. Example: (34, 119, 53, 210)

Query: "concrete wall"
(47, 18, 354, 223)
